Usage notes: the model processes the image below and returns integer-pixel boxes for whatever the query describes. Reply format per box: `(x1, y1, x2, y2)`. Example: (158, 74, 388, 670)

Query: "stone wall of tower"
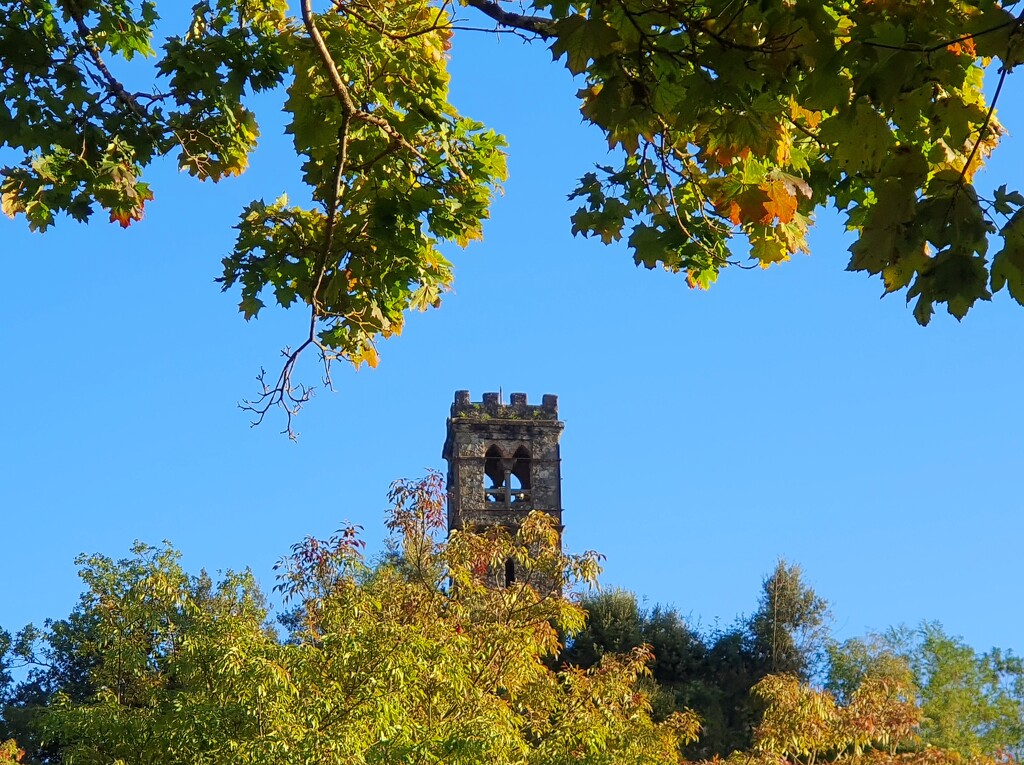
(442, 390, 564, 536)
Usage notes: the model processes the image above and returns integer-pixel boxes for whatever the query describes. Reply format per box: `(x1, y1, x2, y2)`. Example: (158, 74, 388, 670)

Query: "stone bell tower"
(442, 390, 564, 585)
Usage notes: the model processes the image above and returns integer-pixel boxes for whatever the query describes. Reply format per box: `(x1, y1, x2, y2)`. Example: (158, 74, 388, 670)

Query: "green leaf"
(550, 15, 620, 76)
(818, 104, 897, 175)
(993, 184, 1024, 216)
(992, 210, 1024, 305)
(751, 236, 789, 268)
(239, 296, 265, 320)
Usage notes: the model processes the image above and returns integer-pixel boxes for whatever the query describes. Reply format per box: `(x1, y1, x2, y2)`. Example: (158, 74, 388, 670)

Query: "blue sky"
(2, 8, 1023, 658)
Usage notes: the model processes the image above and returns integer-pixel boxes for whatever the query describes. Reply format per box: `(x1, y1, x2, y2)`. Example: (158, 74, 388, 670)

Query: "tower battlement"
(450, 390, 559, 421)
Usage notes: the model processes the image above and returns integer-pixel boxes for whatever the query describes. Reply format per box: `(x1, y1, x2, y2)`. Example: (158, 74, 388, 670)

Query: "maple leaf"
(770, 170, 813, 202)
(818, 104, 896, 174)
(686, 265, 718, 290)
(357, 344, 380, 369)
(991, 210, 1024, 305)
(239, 296, 264, 320)
(907, 248, 991, 324)
(710, 145, 751, 167)
(718, 186, 770, 226)
(750, 236, 789, 268)
(947, 37, 977, 57)
(776, 215, 812, 255)
(0, 187, 24, 219)
(763, 180, 799, 225)
(882, 242, 930, 294)
(550, 15, 620, 76)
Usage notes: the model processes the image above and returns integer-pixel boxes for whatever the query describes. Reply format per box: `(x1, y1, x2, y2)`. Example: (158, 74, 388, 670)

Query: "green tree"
(826, 633, 916, 706)
(4, 495, 1017, 765)
(675, 560, 830, 754)
(750, 671, 923, 763)
(0, 632, 10, 700)
(560, 562, 831, 758)
(696, 626, 767, 755)
(749, 560, 831, 680)
(559, 591, 717, 748)
(0, 475, 698, 765)
(559, 588, 646, 668)
(827, 623, 1024, 759)
(4, 0, 1024, 429)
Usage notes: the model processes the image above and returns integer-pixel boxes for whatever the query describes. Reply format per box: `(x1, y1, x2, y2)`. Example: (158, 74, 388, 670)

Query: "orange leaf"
(762, 180, 798, 224)
(710, 145, 750, 167)
(735, 186, 771, 225)
(947, 37, 977, 56)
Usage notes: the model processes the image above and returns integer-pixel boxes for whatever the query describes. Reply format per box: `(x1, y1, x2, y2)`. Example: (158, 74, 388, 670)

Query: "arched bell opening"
(484, 445, 505, 504)
(510, 446, 531, 504)
(483, 444, 533, 507)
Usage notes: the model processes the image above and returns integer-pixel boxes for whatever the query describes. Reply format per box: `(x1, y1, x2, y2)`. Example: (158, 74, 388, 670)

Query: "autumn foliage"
(3, 0, 1024, 395)
(0, 741, 23, 765)
(0, 475, 1017, 765)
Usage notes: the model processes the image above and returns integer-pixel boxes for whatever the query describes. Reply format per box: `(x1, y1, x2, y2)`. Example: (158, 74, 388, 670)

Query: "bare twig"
(240, 342, 317, 440)
(245, 19, 357, 439)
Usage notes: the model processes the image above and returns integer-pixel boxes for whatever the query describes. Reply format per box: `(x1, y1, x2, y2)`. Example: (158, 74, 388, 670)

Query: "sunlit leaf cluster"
(0, 0, 288, 229)
(549, 0, 1024, 321)
(0, 475, 696, 765)
(0, 0, 506, 428)
(5, 0, 1024, 431)
(2, 475, 1017, 765)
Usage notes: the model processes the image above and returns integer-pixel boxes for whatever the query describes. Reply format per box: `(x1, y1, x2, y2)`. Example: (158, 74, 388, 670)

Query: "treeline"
(0, 477, 1020, 764)
(560, 562, 1024, 760)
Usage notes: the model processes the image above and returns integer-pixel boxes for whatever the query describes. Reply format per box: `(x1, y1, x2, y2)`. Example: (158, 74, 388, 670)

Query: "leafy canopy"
(0, 474, 698, 765)
(0, 475, 1017, 765)
(558, 563, 1024, 761)
(4, 0, 1024, 430)
(829, 624, 1024, 760)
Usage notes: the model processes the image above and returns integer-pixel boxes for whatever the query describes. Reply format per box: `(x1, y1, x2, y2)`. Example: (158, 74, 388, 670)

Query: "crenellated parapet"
(450, 390, 559, 421)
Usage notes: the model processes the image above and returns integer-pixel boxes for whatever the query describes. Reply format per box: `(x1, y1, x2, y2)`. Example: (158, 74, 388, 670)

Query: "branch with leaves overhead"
(4, 0, 1024, 435)
(220, 0, 507, 437)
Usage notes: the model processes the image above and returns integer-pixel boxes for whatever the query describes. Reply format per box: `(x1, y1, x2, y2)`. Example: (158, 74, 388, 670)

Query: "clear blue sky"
(2, 8, 1023, 659)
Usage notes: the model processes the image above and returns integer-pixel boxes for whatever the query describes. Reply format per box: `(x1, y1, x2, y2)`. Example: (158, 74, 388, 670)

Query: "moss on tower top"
(450, 390, 559, 421)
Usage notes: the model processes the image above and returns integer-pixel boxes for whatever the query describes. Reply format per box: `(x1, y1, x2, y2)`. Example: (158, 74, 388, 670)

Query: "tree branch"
(301, 0, 430, 164)
(240, 342, 317, 441)
(861, 18, 1019, 53)
(462, 0, 556, 38)
(312, 116, 351, 313)
(63, 0, 148, 119)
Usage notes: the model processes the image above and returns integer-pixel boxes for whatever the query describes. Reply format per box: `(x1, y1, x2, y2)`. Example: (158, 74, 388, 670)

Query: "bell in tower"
(442, 390, 564, 586)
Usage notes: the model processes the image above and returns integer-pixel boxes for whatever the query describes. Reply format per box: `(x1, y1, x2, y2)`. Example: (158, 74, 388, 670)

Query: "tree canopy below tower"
(2, 476, 1019, 765)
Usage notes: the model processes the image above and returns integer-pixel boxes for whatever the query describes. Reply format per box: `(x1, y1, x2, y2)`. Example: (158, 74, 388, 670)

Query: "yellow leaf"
(751, 237, 789, 268)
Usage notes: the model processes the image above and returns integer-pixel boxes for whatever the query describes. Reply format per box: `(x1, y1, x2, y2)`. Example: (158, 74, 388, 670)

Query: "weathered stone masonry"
(442, 390, 564, 585)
